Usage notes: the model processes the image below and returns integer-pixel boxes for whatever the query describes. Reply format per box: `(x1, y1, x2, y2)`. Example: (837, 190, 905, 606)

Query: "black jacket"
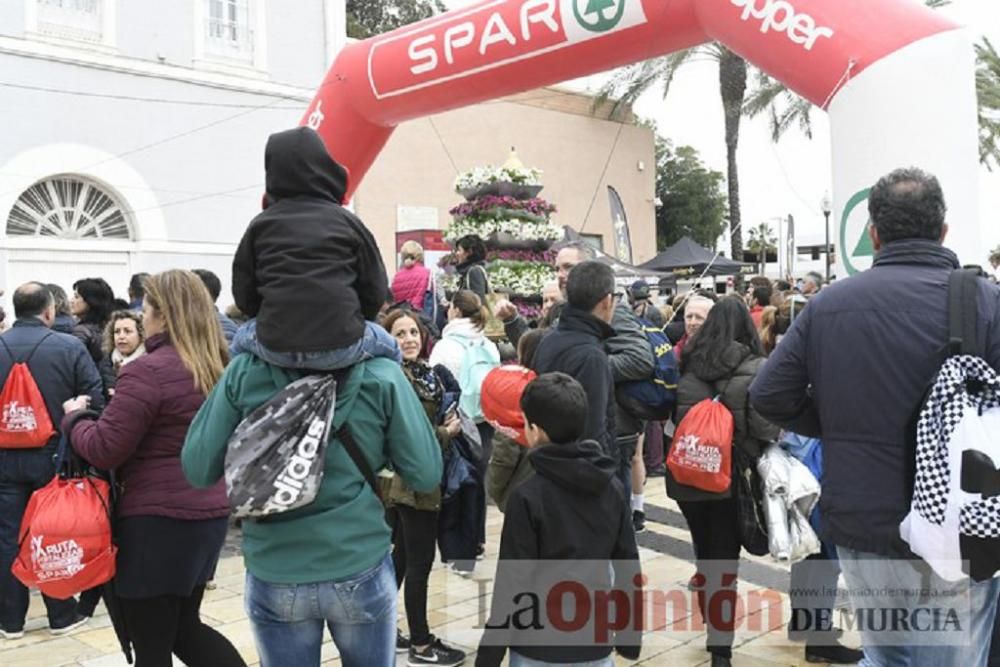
(531, 307, 617, 456)
(71, 320, 116, 397)
(666, 341, 778, 502)
(0, 319, 105, 452)
(232, 127, 389, 353)
(750, 239, 1000, 556)
(456, 259, 488, 302)
(476, 440, 641, 666)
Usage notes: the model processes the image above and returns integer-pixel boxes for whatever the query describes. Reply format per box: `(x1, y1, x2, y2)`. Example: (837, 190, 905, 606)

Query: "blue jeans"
(0, 448, 79, 631)
(510, 652, 613, 667)
(837, 546, 1000, 667)
(230, 319, 401, 370)
(245, 553, 397, 667)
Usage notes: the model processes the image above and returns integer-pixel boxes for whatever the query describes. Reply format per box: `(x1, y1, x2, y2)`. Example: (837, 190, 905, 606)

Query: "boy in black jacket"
(230, 127, 400, 368)
(476, 373, 642, 667)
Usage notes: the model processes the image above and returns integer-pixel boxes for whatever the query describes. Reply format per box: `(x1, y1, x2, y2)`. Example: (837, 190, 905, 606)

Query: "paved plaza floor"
(0, 481, 858, 666)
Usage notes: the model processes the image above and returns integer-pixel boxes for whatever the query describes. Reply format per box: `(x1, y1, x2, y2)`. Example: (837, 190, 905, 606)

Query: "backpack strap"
(0, 332, 53, 365)
(948, 269, 979, 357)
(335, 424, 379, 498)
(327, 366, 380, 498)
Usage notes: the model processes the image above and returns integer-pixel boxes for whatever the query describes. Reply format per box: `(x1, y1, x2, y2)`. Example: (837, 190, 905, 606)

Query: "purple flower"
(449, 196, 556, 219)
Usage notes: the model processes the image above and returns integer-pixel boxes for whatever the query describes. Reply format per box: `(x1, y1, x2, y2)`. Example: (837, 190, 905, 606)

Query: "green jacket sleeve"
(182, 368, 242, 488)
(485, 434, 524, 512)
(383, 364, 443, 494)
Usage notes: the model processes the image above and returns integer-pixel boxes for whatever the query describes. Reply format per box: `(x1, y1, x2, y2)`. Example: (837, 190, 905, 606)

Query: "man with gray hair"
(801, 271, 824, 296)
(751, 168, 1000, 663)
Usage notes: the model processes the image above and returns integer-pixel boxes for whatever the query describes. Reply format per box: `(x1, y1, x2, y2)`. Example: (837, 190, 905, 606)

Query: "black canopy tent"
(639, 236, 754, 278)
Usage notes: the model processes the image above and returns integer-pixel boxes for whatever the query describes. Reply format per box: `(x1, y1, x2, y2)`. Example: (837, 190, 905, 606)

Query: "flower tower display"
(442, 149, 560, 322)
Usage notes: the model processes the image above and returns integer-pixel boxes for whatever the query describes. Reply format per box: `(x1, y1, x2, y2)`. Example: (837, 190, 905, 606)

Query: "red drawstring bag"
(667, 397, 735, 493)
(12, 475, 116, 600)
(0, 335, 56, 448)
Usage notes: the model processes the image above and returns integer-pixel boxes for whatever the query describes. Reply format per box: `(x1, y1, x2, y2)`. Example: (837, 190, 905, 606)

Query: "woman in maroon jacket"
(62, 270, 245, 667)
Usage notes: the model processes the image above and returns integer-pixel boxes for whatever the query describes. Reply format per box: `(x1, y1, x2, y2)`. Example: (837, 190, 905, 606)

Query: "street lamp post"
(821, 191, 832, 283)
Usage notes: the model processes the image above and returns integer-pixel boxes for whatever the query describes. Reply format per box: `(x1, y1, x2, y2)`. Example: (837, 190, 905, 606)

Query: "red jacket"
(66, 334, 229, 521)
(391, 263, 430, 310)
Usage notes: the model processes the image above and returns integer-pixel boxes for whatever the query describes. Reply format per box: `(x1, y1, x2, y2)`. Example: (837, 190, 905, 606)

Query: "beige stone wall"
(354, 88, 656, 280)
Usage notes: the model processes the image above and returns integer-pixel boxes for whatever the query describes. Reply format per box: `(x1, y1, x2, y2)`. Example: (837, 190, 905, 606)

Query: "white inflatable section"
(829, 29, 979, 276)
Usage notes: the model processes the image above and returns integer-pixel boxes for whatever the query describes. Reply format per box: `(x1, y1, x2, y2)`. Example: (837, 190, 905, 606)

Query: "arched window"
(7, 176, 132, 240)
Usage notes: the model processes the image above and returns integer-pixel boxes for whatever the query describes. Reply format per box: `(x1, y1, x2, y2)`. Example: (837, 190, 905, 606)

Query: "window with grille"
(206, 0, 254, 62)
(36, 0, 103, 43)
(7, 177, 132, 240)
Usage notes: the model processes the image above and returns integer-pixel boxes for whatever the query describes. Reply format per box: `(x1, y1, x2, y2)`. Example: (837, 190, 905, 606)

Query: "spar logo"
(730, 0, 834, 51)
(840, 188, 875, 276)
(369, 0, 647, 100)
(573, 0, 626, 33)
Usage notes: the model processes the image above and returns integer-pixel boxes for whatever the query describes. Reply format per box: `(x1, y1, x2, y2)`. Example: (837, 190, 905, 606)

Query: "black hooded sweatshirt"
(232, 127, 389, 353)
(476, 440, 642, 666)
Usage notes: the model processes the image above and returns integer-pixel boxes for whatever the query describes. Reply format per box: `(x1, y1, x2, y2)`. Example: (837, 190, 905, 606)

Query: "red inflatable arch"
(301, 0, 980, 274)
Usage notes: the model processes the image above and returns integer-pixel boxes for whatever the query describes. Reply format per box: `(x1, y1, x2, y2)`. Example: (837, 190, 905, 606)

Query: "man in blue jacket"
(0, 282, 105, 639)
(750, 168, 1000, 665)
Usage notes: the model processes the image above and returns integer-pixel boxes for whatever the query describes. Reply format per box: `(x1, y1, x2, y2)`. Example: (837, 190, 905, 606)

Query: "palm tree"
(746, 222, 777, 275)
(599, 45, 747, 268)
(976, 37, 1000, 169)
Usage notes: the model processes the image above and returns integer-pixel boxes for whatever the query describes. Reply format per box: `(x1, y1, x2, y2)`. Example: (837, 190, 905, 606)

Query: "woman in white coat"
(429, 289, 500, 563)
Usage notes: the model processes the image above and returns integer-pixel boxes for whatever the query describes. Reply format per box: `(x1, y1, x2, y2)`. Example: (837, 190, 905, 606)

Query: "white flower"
(454, 164, 544, 192)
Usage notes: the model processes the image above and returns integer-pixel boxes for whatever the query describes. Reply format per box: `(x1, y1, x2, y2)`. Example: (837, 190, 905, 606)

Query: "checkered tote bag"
(901, 270, 1000, 582)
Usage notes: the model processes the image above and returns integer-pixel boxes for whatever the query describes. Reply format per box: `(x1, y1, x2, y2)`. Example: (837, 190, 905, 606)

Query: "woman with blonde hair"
(103, 310, 147, 376)
(62, 270, 243, 667)
(392, 240, 432, 310)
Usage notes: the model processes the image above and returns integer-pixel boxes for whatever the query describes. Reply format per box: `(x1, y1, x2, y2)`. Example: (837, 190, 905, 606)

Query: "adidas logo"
(262, 416, 326, 513)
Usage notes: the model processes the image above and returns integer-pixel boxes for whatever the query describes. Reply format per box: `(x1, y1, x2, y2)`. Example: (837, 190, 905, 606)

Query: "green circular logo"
(840, 187, 874, 276)
(573, 0, 627, 33)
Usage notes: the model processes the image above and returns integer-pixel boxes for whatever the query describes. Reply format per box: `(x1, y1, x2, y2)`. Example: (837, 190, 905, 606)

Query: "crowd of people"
(2, 125, 1000, 667)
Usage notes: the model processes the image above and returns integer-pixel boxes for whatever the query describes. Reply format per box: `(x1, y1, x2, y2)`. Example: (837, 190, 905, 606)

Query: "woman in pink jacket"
(391, 240, 431, 311)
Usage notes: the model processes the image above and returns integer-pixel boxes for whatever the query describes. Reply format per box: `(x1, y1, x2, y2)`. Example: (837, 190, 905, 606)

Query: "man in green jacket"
(182, 355, 442, 667)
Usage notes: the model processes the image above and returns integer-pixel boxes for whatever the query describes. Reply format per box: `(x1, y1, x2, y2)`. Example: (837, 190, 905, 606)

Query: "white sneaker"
(50, 615, 89, 636)
(0, 628, 24, 640)
(447, 562, 475, 578)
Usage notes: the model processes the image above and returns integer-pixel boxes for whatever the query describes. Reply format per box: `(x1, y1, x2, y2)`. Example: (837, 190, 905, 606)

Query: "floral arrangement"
(488, 248, 558, 264)
(443, 218, 562, 244)
(437, 248, 558, 269)
(443, 150, 561, 326)
(450, 196, 557, 222)
(487, 260, 555, 297)
(454, 164, 543, 191)
(435, 260, 554, 300)
(511, 299, 542, 320)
